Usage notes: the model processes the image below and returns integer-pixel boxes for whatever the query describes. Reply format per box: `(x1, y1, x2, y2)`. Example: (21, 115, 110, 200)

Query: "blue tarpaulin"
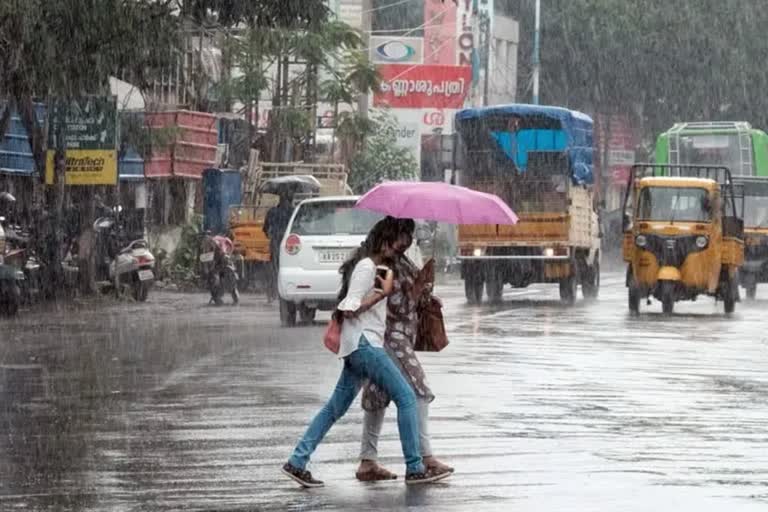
(456, 104, 594, 185)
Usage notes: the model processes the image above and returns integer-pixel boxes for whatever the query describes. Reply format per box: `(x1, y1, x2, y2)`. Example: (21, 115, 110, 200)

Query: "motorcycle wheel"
(133, 282, 150, 302)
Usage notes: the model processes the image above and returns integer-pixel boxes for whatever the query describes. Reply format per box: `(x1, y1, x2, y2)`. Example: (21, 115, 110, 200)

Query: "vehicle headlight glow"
(635, 235, 647, 248)
(695, 235, 708, 249)
(473, 248, 483, 257)
(543, 247, 555, 258)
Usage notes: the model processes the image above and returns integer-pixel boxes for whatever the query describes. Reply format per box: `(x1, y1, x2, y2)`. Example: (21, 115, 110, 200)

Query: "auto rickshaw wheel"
(742, 273, 757, 300)
(627, 267, 640, 314)
(722, 273, 737, 314)
(660, 281, 675, 315)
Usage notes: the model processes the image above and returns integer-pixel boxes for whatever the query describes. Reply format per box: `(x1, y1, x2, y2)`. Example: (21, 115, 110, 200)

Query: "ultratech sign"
(45, 96, 118, 185)
(45, 149, 117, 186)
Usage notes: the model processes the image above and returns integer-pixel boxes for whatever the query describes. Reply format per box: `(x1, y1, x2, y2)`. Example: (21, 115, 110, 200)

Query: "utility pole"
(532, 0, 541, 104)
(482, 13, 491, 106)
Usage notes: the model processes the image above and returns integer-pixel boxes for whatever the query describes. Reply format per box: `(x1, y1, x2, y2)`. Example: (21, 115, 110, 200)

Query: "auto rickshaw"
(734, 176, 768, 299)
(622, 164, 744, 314)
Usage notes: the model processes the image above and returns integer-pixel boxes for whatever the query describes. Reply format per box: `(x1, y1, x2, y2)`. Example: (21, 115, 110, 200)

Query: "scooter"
(94, 216, 156, 302)
(199, 234, 239, 306)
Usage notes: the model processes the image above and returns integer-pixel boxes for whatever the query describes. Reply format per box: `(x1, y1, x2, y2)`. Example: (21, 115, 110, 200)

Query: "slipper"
(356, 465, 398, 482)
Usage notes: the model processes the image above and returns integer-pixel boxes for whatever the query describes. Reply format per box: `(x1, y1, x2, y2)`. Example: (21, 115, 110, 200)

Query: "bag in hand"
(324, 315, 342, 354)
(415, 296, 448, 352)
(414, 259, 448, 352)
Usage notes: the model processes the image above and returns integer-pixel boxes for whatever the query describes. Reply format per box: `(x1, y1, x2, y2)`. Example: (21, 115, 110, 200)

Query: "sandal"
(356, 464, 398, 482)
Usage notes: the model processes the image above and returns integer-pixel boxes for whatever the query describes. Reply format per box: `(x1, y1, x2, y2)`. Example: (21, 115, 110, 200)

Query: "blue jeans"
(289, 337, 425, 475)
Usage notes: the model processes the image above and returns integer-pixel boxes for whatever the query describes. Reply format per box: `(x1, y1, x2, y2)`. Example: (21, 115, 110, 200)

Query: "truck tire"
(559, 275, 577, 305)
(660, 281, 674, 315)
(464, 277, 484, 305)
(485, 266, 504, 304)
(280, 299, 297, 327)
(582, 260, 600, 300)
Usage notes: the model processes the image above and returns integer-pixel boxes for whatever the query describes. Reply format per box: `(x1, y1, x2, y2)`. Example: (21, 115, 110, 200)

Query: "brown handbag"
(415, 296, 449, 352)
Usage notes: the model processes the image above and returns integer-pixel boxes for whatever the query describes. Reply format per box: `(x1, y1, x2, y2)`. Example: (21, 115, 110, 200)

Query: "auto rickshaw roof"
(638, 176, 719, 189)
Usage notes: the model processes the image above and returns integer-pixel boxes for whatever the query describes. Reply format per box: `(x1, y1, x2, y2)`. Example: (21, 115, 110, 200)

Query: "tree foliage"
(348, 110, 419, 193)
(515, 0, 768, 138)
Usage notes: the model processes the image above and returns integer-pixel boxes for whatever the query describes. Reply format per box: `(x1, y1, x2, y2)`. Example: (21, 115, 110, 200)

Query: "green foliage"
(348, 110, 419, 193)
(515, 0, 768, 137)
(168, 217, 203, 284)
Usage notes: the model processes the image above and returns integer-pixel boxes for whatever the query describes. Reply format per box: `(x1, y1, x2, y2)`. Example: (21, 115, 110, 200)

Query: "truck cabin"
(454, 105, 594, 213)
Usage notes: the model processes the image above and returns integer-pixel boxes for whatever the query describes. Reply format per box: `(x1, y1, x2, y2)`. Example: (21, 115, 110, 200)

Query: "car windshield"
(637, 187, 710, 222)
(744, 195, 768, 228)
(290, 201, 383, 236)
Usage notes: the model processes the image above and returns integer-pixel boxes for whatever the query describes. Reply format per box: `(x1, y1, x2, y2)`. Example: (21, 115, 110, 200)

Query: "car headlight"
(635, 235, 647, 248)
(543, 247, 555, 257)
(695, 236, 708, 249)
(473, 247, 484, 257)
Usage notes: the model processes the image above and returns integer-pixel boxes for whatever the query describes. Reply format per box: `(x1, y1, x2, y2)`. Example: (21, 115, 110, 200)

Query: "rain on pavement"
(2, 271, 768, 511)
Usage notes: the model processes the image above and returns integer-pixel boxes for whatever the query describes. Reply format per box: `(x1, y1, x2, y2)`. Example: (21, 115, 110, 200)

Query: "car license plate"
(199, 252, 214, 263)
(138, 269, 154, 281)
(319, 250, 350, 263)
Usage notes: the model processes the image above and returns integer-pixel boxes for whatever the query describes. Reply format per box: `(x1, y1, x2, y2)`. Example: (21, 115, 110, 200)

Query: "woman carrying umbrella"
(356, 217, 454, 481)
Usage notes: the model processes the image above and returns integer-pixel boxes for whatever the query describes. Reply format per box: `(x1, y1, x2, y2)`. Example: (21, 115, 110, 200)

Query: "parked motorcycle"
(94, 215, 156, 302)
(0, 216, 22, 316)
(2, 223, 43, 304)
(199, 234, 240, 306)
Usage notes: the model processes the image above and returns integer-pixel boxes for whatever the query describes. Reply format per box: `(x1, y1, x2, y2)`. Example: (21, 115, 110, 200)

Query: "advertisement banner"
(375, 64, 472, 109)
(370, 36, 423, 65)
(44, 149, 118, 185)
(423, 0, 457, 65)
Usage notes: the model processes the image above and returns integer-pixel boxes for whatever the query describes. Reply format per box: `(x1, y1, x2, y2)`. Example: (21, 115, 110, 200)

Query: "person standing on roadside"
(355, 218, 453, 481)
(281, 217, 453, 488)
(263, 191, 294, 302)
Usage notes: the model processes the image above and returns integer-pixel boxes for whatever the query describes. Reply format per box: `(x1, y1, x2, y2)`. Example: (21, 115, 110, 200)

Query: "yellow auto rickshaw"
(622, 164, 744, 314)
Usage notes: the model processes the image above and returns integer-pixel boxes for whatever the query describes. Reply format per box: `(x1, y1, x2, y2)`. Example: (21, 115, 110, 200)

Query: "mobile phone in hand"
(374, 265, 389, 292)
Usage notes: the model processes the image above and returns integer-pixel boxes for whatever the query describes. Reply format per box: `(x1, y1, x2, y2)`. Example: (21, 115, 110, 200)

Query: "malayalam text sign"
(45, 149, 118, 186)
(374, 64, 472, 109)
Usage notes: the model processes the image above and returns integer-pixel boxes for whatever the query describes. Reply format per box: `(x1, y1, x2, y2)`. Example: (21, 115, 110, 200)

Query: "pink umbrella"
(355, 181, 518, 225)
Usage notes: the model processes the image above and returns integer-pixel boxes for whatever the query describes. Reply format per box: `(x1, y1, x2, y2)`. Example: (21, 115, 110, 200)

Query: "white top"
(336, 258, 386, 358)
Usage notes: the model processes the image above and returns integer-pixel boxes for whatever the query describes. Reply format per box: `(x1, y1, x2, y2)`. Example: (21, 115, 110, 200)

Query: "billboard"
(375, 64, 472, 109)
(423, 0, 457, 65)
(45, 96, 118, 186)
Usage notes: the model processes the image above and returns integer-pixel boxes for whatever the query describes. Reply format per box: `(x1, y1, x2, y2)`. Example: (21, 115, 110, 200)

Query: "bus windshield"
(637, 187, 711, 222)
(678, 134, 743, 175)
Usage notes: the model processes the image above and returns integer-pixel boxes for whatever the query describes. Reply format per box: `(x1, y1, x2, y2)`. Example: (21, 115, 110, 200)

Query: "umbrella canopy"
(355, 181, 518, 225)
(260, 175, 321, 195)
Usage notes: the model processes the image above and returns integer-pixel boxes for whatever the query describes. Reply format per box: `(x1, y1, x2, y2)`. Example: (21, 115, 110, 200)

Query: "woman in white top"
(282, 217, 453, 488)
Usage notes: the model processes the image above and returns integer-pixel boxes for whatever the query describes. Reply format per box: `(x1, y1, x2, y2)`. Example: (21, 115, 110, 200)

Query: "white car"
(277, 196, 423, 326)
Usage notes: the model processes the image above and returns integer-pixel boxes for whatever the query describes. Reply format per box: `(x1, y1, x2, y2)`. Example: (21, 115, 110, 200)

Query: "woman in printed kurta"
(356, 219, 453, 481)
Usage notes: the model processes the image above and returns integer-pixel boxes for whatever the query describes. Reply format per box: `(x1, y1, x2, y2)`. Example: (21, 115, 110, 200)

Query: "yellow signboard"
(45, 149, 118, 186)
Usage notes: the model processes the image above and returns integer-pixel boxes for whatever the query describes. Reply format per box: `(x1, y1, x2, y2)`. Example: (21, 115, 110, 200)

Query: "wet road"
(2, 273, 768, 511)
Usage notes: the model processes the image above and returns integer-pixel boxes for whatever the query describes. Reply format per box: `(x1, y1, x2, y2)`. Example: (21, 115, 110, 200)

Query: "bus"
(655, 121, 768, 176)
